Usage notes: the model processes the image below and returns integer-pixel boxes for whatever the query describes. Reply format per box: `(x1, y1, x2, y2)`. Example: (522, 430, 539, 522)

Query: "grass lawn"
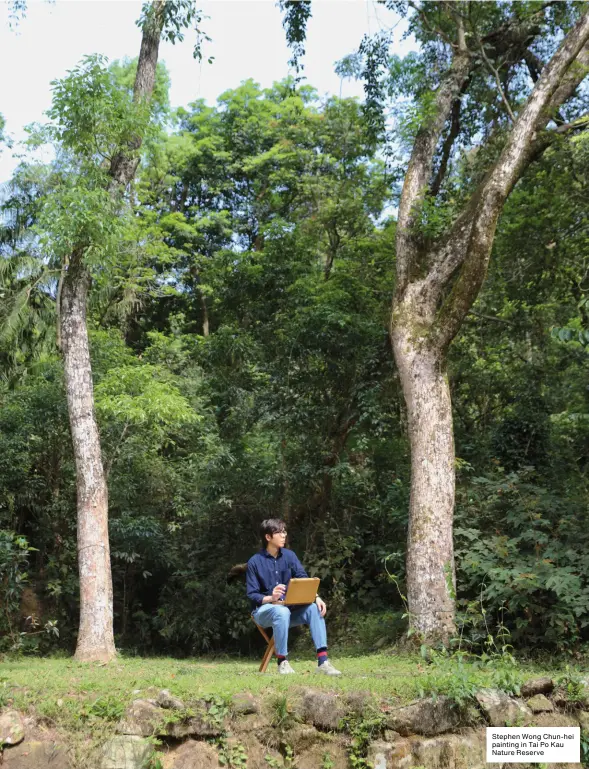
(0, 649, 559, 729)
(0, 650, 576, 768)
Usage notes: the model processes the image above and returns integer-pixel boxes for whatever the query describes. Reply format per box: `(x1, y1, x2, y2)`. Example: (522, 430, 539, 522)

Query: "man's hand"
(315, 596, 327, 617)
(271, 584, 286, 603)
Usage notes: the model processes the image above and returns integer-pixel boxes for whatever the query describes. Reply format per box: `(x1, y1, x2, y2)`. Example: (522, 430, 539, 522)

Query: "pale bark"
(61, 251, 115, 662)
(109, 1, 165, 191)
(392, 7, 589, 643)
(392, 320, 455, 640)
(64, 1, 166, 662)
(201, 292, 210, 337)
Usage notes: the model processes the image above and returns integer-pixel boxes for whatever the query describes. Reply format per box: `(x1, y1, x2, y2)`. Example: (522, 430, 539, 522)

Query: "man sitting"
(246, 518, 341, 675)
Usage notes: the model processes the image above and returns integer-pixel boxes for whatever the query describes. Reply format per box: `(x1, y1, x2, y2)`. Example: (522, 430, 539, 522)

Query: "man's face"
(266, 529, 287, 548)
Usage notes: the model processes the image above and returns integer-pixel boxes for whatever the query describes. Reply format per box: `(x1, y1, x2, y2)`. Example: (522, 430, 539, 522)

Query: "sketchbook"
(282, 577, 320, 605)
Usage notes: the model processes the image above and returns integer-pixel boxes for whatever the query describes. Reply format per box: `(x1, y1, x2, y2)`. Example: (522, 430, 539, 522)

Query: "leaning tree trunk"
(61, 251, 115, 662)
(392, 314, 455, 642)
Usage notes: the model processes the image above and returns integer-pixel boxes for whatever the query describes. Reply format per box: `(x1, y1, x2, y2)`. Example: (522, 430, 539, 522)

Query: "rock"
(2, 741, 70, 769)
(164, 739, 220, 769)
(521, 677, 554, 697)
(230, 713, 267, 735)
(367, 738, 413, 769)
(409, 729, 487, 769)
(296, 739, 349, 769)
(531, 712, 579, 728)
(552, 690, 569, 708)
(222, 735, 282, 769)
(101, 736, 152, 769)
(298, 689, 345, 731)
(230, 692, 260, 715)
(281, 724, 323, 753)
(385, 696, 462, 736)
(475, 688, 533, 726)
(526, 694, 554, 713)
(344, 691, 374, 717)
(367, 740, 396, 769)
(117, 698, 223, 739)
(156, 690, 186, 710)
(164, 714, 223, 739)
(117, 699, 163, 736)
(0, 710, 25, 746)
(577, 711, 589, 731)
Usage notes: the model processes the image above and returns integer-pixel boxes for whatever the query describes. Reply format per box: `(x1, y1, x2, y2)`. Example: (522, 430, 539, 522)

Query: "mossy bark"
(392, 309, 456, 643)
(390, 10, 589, 645)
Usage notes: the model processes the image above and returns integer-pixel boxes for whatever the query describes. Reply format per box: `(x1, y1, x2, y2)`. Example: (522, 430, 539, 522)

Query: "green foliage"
(455, 468, 589, 651)
(555, 666, 588, 706)
(0, 530, 32, 650)
(137, 0, 211, 61)
(269, 694, 297, 730)
(218, 739, 247, 768)
(341, 711, 385, 768)
(96, 364, 198, 433)
(48, 54, 149, 162)
(278, 0, 312, 72)
(4, 45, 589, 659)
(0, 113, 7, 152)
(81, 696, 126, 722)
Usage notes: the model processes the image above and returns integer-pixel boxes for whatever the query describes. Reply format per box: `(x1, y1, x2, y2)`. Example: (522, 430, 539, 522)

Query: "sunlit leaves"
(96, 363, 199, 435)
(35, 171, 123, 267)
(48, 54, 150, 164)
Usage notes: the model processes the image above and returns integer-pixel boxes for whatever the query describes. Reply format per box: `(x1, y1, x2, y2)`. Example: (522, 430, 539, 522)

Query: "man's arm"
(290, 551, 308, 579)
(246, 561, 267, 608)
(246, 561, 285, 606)
(289, 551, 327, 616)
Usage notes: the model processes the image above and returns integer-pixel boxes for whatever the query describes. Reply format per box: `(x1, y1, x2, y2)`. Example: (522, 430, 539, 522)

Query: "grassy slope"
(1, 651, 556, 724)
(0, 652, 573, 768)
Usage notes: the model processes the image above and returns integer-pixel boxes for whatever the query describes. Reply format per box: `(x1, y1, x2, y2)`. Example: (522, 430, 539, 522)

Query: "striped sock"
(317, 648, 328, 666)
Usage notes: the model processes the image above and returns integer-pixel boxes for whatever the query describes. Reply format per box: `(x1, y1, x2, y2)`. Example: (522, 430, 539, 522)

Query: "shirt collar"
(261, 547, 282, 558)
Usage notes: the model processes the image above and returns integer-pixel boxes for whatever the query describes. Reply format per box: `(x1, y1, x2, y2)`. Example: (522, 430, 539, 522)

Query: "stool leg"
(259, 637, 275, 673)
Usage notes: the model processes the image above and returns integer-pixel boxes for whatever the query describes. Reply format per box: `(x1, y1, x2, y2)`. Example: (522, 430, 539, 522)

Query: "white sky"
(0, 0, 411, 183)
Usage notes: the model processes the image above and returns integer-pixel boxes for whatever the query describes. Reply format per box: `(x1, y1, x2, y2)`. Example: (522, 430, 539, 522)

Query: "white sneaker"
(315, 660, 341, 676)
(278, 660, 296, 674)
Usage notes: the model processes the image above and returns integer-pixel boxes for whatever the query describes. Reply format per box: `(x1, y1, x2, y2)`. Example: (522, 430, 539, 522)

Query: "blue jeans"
(252, 602, 327, 657)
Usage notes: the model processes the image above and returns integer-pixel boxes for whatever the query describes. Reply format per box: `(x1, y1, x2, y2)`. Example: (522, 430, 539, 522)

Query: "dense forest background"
(2, 50, 589, 657)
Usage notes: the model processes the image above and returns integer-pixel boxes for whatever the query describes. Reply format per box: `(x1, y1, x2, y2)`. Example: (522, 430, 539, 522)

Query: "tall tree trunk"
(392, 315, 455, 641)
(63, 1, 166, 662)
(201, 293, 210, 337)
(390, 10, 589, 644)
(61, 251, 115, 662)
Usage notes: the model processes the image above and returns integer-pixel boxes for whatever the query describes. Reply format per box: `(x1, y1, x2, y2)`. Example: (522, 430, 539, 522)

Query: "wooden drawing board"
(282, 577, 320, 605)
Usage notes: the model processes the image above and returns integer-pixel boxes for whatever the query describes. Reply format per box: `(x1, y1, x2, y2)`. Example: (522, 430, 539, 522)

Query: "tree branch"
(55, 255, 68, 352)
(478, 40, 516, 123)
(105, 422, 130, 479)
(429, 80, 468, 198)
(433, 10, 589, 351)
(108, 1, 166, 193)
(396, 15, 471, 298)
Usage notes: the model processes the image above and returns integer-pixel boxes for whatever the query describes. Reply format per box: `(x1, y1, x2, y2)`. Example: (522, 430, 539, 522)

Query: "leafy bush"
(0, 529, 32, 651)
(455, 467, 589, 652)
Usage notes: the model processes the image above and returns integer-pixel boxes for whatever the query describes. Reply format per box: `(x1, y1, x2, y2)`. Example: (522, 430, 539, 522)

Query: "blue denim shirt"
(246, 548, 308, 611)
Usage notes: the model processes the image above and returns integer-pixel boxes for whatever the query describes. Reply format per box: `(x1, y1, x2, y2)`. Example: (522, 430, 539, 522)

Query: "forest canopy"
(2, 1, 589, 658)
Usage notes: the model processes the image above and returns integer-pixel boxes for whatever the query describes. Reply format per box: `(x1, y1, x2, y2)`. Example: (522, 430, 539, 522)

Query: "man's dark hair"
(260, 518, 287, 548)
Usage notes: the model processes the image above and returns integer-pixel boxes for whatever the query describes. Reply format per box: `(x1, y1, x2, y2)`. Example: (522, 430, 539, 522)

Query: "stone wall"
(1, 676, 587, 768)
